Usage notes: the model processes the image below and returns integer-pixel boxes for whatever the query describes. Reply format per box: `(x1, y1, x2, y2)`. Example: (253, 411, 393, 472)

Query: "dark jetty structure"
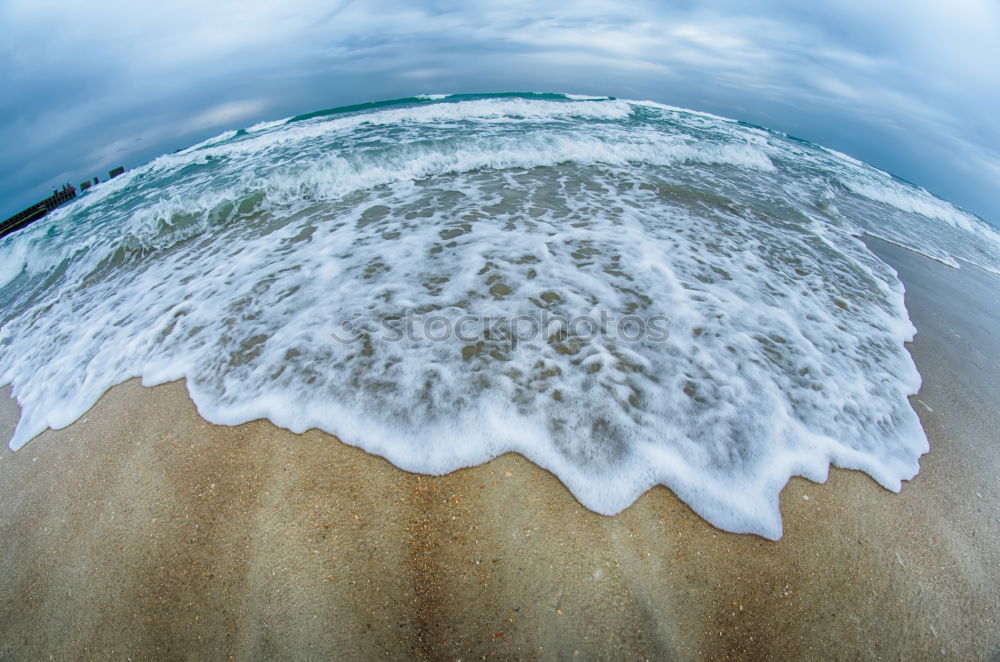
(0, 188, 77, 239)
(1, 166, 125, 239)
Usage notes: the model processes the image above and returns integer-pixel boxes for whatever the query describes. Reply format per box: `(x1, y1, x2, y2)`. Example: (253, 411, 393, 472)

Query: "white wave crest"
(1, 94, 974, 540)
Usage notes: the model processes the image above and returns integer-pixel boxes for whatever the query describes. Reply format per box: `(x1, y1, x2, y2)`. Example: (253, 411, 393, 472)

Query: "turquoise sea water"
(3, 93, 1000, 538)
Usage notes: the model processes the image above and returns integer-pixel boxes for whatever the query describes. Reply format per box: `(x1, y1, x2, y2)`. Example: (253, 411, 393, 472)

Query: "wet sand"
(1, 237, 998, 660)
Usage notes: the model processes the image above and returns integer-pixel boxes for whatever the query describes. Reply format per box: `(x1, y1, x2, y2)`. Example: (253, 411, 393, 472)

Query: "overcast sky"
(2, 0, 998, 226)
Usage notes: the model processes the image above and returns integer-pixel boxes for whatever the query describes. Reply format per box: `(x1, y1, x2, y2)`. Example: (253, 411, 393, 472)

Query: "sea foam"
(3, 94, 997, 538)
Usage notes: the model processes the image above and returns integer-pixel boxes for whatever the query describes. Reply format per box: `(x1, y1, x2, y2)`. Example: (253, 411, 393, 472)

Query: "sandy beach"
(1, 236, 998, 660)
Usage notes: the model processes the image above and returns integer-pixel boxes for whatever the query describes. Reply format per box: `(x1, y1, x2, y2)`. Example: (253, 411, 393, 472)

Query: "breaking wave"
(3, 92, 999, 538)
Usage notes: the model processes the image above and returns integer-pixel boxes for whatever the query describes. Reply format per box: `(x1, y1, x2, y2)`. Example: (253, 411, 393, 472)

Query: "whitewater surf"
(3, 93, 1000, 539)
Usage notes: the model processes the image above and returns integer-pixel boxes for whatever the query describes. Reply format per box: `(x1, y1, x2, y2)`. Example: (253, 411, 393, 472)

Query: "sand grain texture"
(1, 239, 998, 661)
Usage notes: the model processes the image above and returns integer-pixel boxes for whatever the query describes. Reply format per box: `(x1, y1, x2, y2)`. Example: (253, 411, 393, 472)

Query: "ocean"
(2, 92, 999, 539)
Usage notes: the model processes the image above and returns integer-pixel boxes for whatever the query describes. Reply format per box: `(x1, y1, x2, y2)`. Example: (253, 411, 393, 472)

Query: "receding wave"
(3, 93, 999, 538)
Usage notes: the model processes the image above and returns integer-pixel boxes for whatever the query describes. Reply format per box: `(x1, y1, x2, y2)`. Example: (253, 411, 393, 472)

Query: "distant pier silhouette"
(1, 166, 125, 239)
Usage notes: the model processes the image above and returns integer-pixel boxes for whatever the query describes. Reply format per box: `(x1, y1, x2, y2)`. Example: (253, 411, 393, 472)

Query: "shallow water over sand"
(3, 93, 1000, 537)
